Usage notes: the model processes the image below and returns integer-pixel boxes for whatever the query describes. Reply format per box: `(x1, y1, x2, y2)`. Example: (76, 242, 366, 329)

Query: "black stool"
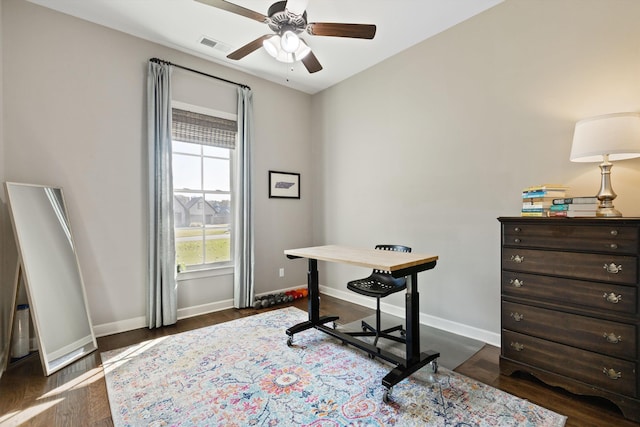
(346, 244, 410, 347)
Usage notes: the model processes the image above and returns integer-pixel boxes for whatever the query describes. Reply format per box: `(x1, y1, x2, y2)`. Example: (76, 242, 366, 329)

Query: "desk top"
(284, 245, 438, 272)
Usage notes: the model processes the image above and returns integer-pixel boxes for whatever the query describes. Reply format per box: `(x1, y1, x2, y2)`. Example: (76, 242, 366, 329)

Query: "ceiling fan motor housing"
(267, 1, 307, 34)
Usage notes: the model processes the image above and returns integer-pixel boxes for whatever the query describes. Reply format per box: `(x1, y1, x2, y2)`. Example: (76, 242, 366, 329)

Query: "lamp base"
(596, 206, 622, 217)
(596, 156, 622, 217)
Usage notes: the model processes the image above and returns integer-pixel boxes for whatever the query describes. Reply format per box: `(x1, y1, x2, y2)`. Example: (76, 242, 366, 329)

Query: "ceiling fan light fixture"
(295, 39, 311, 60)
(263, 36, 280, 58)
(280, 30, 300, 53)
(277, 51, 296, 63)
(264, 36, 294, 63)
(263, 35, 310, 63)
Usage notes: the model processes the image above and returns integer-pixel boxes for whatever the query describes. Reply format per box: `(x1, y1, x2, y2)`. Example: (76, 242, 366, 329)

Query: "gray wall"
(311, 0, 640, 343)
(0, 0, 313, 341)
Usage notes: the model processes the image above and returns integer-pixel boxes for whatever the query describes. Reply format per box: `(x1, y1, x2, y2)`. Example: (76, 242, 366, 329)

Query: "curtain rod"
(150, 57, 251, 90)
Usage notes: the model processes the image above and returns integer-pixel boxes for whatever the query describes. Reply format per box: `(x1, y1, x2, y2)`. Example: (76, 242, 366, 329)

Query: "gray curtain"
(147, 61, 178, 327)
(233, 87, 255, 308)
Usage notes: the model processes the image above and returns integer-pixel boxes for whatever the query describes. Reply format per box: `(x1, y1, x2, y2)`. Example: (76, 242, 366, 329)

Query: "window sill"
(177, 265, 233, 282)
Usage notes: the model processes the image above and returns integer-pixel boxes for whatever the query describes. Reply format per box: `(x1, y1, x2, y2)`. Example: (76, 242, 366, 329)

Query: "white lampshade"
(570, 112, 640, 162)
(262, 36, 280, 58)
(294, 39, 311, 60)
(280, 30, 300, 53)
(263, 36, 311, 63)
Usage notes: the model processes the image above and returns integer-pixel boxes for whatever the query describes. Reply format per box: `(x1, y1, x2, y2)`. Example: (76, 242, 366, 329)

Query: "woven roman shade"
(172, 108, 237, 149)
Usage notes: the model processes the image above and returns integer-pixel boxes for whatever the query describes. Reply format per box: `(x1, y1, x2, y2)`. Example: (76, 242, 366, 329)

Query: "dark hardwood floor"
(1, 295, 637, 426)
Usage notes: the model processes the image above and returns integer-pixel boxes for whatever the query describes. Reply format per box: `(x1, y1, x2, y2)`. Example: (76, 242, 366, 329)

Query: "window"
(171, 105, 237, 271)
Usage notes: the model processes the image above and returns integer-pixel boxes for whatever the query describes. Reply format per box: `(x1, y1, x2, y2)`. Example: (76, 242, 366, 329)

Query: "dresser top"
(499, 217, 640, 224)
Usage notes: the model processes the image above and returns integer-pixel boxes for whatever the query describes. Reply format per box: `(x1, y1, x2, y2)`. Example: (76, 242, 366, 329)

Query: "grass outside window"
(176, 227, 231, 266)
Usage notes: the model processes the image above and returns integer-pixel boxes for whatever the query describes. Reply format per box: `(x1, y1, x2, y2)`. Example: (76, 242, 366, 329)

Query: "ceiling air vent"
(199, 36, 231, 53)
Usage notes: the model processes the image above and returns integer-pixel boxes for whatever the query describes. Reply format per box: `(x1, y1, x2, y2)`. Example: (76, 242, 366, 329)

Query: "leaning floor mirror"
(5, 182, 97, 376)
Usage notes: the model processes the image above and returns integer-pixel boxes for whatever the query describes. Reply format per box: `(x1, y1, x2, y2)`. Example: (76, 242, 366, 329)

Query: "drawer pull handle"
(602, 368, 622, 380)
(510, 312, 524, 322)
(513, 238, 521, 243)
(510, 342, 524, 352)
(610, 230, 618, 236)
(608, 243, 618, 249)
(603, 263, 622, 274)
(510, 279, 524, 288)
(510, 255, 525, 263)
(603, 292, 622, 304)
(514, 227, 521, 232)
(603, 332, 622, 344)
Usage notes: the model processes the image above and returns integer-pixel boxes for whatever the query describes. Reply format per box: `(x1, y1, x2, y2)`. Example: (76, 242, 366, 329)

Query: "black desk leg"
(308, 259, 319, 323)
(286, 258, 338, 344)
(382, 272, 439, 396)
(405, 272, 420, 363)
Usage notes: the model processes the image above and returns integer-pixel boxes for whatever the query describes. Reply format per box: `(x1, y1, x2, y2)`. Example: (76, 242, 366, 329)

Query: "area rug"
(101, 307, 566, 427)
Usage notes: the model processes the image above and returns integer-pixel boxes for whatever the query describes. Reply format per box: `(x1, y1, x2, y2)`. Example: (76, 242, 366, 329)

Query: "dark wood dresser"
(498, 217, 639, 422)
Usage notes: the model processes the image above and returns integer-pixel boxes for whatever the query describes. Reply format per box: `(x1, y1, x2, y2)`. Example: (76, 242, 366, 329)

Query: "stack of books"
(548, 196, 599, 217)
(521, 184, 569, 217)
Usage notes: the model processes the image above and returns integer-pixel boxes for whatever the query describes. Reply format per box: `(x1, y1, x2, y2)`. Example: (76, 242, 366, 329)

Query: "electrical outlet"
(279, 268, 285, 277)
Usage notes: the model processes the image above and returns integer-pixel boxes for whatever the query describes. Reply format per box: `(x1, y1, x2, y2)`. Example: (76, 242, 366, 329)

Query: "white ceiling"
(26, 0, 503, 94)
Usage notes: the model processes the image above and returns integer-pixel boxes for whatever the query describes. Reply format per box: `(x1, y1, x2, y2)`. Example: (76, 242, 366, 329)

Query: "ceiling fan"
(195, 0, 377, 73)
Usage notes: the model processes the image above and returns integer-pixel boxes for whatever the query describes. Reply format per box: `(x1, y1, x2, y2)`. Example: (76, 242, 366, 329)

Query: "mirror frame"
(4, 182, 97, 375)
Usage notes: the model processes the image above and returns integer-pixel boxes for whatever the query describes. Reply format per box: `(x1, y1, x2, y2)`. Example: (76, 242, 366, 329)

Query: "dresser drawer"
(502, 247, 637, 284)
(502, 330, 637, 397)
(502, 271, 638, 314)
(502, 301, 636, 359)
(503, 222, 639, 253)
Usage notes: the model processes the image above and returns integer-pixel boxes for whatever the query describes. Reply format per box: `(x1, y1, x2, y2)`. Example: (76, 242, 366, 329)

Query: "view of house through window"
(171, 106, 236, 270)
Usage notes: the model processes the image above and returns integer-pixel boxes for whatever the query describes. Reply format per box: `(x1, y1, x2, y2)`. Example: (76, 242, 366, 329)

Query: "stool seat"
(347, 273, 406, 298)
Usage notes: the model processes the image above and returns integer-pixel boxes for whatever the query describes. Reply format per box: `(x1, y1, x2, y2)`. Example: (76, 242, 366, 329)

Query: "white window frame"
(172, 101, 237, 280)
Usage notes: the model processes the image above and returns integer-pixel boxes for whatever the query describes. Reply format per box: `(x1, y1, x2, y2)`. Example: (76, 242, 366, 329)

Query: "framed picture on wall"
(269, 171, 300, 199)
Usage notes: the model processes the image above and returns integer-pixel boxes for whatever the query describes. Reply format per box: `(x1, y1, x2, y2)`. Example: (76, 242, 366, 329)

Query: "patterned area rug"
(101, 307, 566, 426)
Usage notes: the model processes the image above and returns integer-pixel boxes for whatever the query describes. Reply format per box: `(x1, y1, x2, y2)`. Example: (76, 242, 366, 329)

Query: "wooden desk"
(284, 245, 440, 400)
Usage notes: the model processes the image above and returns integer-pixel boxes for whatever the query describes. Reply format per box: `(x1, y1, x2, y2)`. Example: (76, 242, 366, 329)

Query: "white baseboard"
(177, 299, 234, 321)
(93, 300, 236, 337)
(319, 285, 501, 347)
(93, 285, 501, 348)
(93, 286, 304, 337)
(93, 316, 147, 338)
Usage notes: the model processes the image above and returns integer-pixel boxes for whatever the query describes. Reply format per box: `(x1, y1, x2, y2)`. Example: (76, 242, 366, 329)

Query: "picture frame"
(269, 171, 300, 199)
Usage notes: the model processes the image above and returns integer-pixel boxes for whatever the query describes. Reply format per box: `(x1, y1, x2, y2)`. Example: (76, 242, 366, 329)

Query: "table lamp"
(570, 112, 640, 217)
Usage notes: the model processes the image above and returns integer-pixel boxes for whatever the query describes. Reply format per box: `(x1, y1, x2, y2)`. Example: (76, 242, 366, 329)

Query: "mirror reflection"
(5, 182, 97, 375)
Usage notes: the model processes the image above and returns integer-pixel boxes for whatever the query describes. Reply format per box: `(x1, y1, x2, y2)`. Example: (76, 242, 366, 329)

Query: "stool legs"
(358, 297, 406, 346)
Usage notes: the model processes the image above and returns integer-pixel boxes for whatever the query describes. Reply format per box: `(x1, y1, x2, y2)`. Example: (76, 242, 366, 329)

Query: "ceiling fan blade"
(307, 23, 376, 39)
(194, 0, 267, 23)
(285, 0, 309, 16)
(227, 35, 272, 60)
(302, 51, 323, 73)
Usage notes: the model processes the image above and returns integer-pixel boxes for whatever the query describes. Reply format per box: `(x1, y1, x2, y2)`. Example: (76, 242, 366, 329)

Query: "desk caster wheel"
(286, 337, 293, 347)
(368, 353, 375, 359)
(431, 360, 438, 373)
(382, 387, 392, 403)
